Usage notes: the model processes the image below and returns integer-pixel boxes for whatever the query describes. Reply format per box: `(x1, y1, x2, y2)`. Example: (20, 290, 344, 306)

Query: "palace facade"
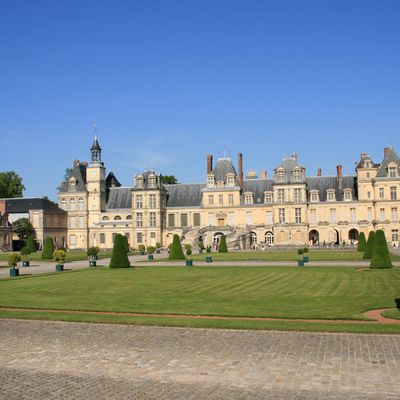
(58, 138, 400, 250)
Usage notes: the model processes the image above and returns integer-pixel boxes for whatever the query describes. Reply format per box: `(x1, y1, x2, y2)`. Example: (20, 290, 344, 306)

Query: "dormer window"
(344, 189, 352, 201)
(136, 176, 143, 189)
(310, 190, 319, 202)
(389, 166, 397, 178)
(227, 174, 235, 187)
(327, 190, 336, 202)
(292, 169, 301, 181)
(244, 192, 253, 205)
(264, 192, 273, 204)
(207, 174, 215, 188)
(69, 177, 76, 191)
(365, 160, 371, 168)
(276, 169, 285, 182)
(148, 175, 156, 188)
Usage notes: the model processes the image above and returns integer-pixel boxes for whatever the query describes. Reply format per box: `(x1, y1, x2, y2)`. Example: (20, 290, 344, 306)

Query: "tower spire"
(90, 129, 102, 164)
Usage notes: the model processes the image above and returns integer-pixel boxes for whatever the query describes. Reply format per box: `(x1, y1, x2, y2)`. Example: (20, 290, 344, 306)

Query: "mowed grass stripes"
(0, 266, 400, 320)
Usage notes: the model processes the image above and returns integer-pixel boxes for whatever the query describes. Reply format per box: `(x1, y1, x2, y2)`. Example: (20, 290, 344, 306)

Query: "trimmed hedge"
(357, 232, 367, 252)
(218, 234, 228, 253)
(26, 236, 36, 253)
(370, 230, 393, 269)
(363, 231, 375, 259)
(41, 237, 54, 259)
(169, 234, 185, 260)
(123, 235, 129, 253)
(109, 234, 131, 268)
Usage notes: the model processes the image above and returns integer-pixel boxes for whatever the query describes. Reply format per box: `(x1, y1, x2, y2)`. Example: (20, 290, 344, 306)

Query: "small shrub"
(303, 247, 309, 254)
(169, 234, 185, 260)
(20, 247, 31, 257)
(206, 246, 211, 253)
(298, 249, 303, 255)
(156, 242, 161, 249)
(147, 246, 155, 255)
(87, 246, 100, 258)
(370, 230, 393, 269)
(363, 231, 375, 259)
(53, 249, 67, 264)
(198, 241, 205, 250)
(186, 248, 192, 257)
(58, 247, 67, 252)
(357, 232, 367, 252)
(184, 243, 192, 252)
(218, 235, 228, 253)
(41, 237, 54, 259)
(26, 236, 36, 253)
(109, 234, 131, 268)
(138, 244, 146, 253)
(8, 253, 21, 268)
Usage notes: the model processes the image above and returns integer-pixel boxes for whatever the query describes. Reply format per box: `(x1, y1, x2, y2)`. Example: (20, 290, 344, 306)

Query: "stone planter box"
(9, 268, 19, 277)
(298, 260, 304, 267)
(186, 260, 193, 267)
(303, 256, 309, 263)
(156, 249, 161, 254)
(89, 260, 97, 267)
(56, 264, 64, 272)
(206, 256, 213, 263)
(139, 251, 145, 256)
(22, 261, 30, 267)
(148, 255, 154, 261)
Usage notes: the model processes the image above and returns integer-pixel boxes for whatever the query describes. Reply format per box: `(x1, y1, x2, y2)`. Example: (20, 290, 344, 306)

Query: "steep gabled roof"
(211, 158, 238, 183)
(106, 187, 132, 209)
(376, 147, 400, 177)
(59, 163, 87, 193)
(165, 184, 205, 207)
(242, 179, 273, 203)
(106, 172, 121, 188)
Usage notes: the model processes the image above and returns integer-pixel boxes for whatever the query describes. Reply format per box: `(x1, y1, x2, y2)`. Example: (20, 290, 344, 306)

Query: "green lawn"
(1, 266, 400, 334)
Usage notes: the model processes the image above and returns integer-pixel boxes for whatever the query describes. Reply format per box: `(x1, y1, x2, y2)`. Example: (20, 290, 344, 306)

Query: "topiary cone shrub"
(169, 234, 185, 260)
(41, 237, 54, 259)
(26, 236, 37, 253)
(370, 230, 393, 269)
(218, 234, 228, 253)
(109, 234, 131, 268)
(123, 235, 129, 253)
(357, 232, 367, 252)
(363, 231, 375, 259)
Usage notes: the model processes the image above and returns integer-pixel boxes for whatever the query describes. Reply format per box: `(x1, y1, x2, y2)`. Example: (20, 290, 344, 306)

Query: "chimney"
(317, 168, 322, 176)
(261, 170, 267, 179)
(360, 153, 368, 160)
(384, 147, 391, 157)
(336, 165, 343, 190)
(207, 154, 213, 174)
(73, 159, 79, 168)
(80, 161, 88, 167)
(291, 153, 298, 161)
(238, 153, 243, 187)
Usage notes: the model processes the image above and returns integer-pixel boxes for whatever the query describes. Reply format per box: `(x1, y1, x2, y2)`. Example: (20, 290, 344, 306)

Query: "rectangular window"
(79, 216, 85, 229)
(245, 194, 253, 204)
(295, 208, 302, 223)
(344, 191, 352, 201)
(392, 208, 398, 222)
(265, 193, 272, 204)
(294, 189, 301, 203)
(208, 213, 215, 225)
(69, 234, 77, 245)
(367, 191, 371, 199)
(379, 188, 384, 199)
(389, 167, 397, 178)
(180, 213, 188, 227)
(219, 195, 223, 205)
(246, 211, 253, 225)
(136, 232, 143, 243)
(350, 208, 356, 223)
(100, 233, 105, 244)
(311, 192, 318, 202)
(327, 191, 335, 201)
(279, 208, 285, 224)
(392, 230, 399, 242)
(149, 212, 156, 227)
(136, 195, 143, 209)
(367, 207, 373, 222)
(208, 195, 214, 205)
(310, 209, 316, 224)
(227, 212, 235, 226)
(168, 214, 175, 228)
(150, 232, 156, 239)
(69, 216, 76, 229)
(277, 189, 285, 204)
(380, 208, 385, 221)
(228, 194, 234, 205)
(266, 211, 273, 225)
(149, 194, 156, 208)
(136, 213, 143, 227)
(330, 209, 336, 224)
(193, 213, 200, 226)
(390, 186, 397, 200)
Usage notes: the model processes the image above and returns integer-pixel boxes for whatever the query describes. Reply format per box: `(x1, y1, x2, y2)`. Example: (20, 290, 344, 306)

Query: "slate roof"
(306, 176, 357, 201)
(242, 179, 273, 203)
(91, 136, 101, 151)
(106, 172, 121, 188)
(59, 163, 87, 193)
(211, 158, 239, 184)
(4, 198, 65, 213)
(134, 171, 162, 190)
(274, 157, 306, 183)
(376, 148, 400, 177)
(165, 184, 205, 207)
(106, 187, 132, 209)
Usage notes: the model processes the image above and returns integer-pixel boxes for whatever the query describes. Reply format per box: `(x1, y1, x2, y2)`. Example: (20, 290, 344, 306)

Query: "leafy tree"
(41, 237, 54, 259)
(363, 231, 375, 259)
(26, 236, 37, 253)
(169, 234, 185, 260)
(8, 253, 21, 268)
(109, 234, 130, 268)
(357, 232, 367, 252)
(12, 218, 34, 240)
(53, 249, 67, 265)
(64, 168, 73, 181)
(0, 171, 25, 198)
(370, 230, 393, 269)
(218, 234, 228, 253)
(161, 175, 178, 184)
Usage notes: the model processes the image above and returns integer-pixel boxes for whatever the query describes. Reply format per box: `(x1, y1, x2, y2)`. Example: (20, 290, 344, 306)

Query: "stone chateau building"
(58, 138, 400, 250)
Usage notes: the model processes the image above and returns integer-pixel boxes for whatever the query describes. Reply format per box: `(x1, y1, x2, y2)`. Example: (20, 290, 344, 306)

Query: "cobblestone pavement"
(1, 320, 400, 399)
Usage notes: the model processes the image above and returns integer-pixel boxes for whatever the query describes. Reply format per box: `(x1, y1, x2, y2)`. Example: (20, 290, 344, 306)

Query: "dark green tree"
(161, 175, 178, 184)
(0, 171, 25, 198)
(370, 230, 393, 269)
(218, 234, 228, 253)
(12, 218, 34, 240)
(41, 237, 54, 259)
(123, 235, 129, 253)
(26, 236, 37, 253)
(357, 232, 367, 252)
(169, 234, 185, 260)
(109, 234, 131, 268)
(363, 231, 375, 259)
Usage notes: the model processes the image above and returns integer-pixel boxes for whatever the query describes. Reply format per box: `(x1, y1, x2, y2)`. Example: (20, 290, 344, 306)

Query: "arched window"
(265, 231, 274, 246)
(60, 198, 67, 210)
(102, 216, 109, 221)
(114, 216, 121, 220)
(69, 198, 76, 211)
(78, 198, 85, 211)
(126, 215, 132, 220)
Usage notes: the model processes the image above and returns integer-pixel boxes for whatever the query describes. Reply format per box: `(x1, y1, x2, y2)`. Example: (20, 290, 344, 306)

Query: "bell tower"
(87, 136, 106, 226)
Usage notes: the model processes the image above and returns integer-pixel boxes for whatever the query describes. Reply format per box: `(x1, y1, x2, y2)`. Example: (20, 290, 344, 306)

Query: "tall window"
(245, 193, 253, 204)
(149, 212, 156, 227)
(277, 189, 285, 204)
(392, 230, 399, 242)
(148, 176, 156, 188)
(276, 170, 285, 182)
(227, 213, 235, 226)
(79, 216, 85, 228)
(61, 198, 67, 210)
(390, 186, 397, 200)
(350, 208, 356, 223)
(69, 198, 76, 211)
(310, 209, 317, 224)
(389, 167, 397, 177)
(310, 192, 319, 202)
(208, 213, 215, 225)
(379, 188, 384, 199)
(208, 195, 214, 205)
(279, 208, 285, 224)
(266, 211, 273, 225)
(70, 216, 76, 228)
(265, 232, 274, 245)
(246, 211, 253, 225)
(380, 208, 385, 221)
(136, 176, 143, 188)
(180, 213, 188, 227)
(327, 191, 335, 201)
(344, 190, 352, 201)
(149, 194, 156, 208)
(136, 232, 143, 243)
(295, 208, 302, 223)
(294, 189, 301, 203)
(392, 208, 398, 222)
(136, 195, 143, 209)
(78, 198, 85, 211)
(227, 175, 235, 187)
(100, 233, 105, 244)
(168, 214, 175, 227)
(265, 193, 272, 204)
(330, 209, 336, 224)
(136, 213, 143, 227)
(228, 194, 234, 205)
(219, 195, 223, 205)
(293, 170, 301, 181)
(367, 191, 371, 199)
(193, 213, 200, 226)
(367, 207, 373, 222)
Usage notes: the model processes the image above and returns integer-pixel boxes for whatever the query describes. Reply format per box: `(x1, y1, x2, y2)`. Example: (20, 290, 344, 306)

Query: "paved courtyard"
(1, 319, 400, 399)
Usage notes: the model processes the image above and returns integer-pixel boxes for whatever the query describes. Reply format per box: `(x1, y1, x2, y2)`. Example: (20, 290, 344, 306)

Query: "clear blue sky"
(1, 0, 399, 201)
